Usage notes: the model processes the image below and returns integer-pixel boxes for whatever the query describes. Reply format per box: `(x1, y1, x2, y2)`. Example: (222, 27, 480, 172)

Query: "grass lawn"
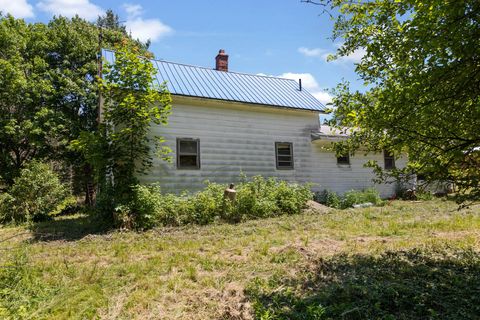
(1, 199, 479, 319)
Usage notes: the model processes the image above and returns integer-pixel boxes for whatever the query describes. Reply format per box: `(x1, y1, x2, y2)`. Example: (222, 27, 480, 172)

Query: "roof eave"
(311, 132, 349, 142)
(172, 93, 327, 113)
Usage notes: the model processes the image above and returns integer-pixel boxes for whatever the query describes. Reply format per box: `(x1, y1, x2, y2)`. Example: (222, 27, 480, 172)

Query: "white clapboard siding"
(308, 144, 407, 198)
(140, 96, 404, 197)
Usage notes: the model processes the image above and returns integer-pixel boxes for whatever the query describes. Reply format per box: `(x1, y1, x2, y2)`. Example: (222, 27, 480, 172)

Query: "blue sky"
(0, 0, 366, 106)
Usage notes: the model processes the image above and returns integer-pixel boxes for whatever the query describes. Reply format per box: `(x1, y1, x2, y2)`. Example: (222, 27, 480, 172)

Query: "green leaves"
(0, 161, 71, 224)
(318, 0, 480, 201)
(96, 43, 172, 204)
(0, 13, 150, 190)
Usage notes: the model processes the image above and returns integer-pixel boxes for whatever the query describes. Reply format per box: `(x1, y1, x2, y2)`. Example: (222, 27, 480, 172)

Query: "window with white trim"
(177, 138, 200, 169)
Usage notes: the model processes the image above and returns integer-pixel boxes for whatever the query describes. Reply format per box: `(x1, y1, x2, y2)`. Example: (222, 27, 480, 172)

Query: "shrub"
(274, 181, 312, 215)
(0, 193, 16, 223)
(235, 177, 279, 220)
(49, 196, 78, 216)
(315, 188, 383, 209)
(119, 183, 225, 229)
(341, 188, 382, 209)
(315, 189, 341, 208)
(191, 182, 225, 224)
(416, 191, 434, 201)
(121, 184, 163, 229)
(120, 176, 313, 230)
(0, 161, 71, 224)
(95, 183, 118, 224)
(394, 184, 419, 200)
(234, 177, 312, 222)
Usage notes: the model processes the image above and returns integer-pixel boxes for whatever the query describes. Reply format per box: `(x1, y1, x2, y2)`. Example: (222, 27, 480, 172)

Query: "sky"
(0, 0, 366, 108)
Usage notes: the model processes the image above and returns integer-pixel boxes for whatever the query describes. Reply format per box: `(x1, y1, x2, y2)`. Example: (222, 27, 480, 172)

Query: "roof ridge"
(102, 48, 298, 83)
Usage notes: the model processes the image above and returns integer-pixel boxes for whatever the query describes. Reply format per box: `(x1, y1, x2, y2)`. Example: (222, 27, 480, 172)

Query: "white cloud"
(0, 0, 34, 18)
(278, 72, 333, 106)
(311, 91, 334, 106)
(123, 3, 172, 43)
(298, 45, 366, 64)
(37, 0, 103, 20)
(331, 47, 366, 64)
(122, 3, 142, 18)
(298, 47, 326, 58)
(125, 18, 172, 42)
(279, 72, 318, 91)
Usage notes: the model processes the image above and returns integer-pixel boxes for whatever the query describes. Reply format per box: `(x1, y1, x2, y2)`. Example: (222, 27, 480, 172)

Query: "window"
(337, 154, 350, 165)
(384, 150, 395, 170)
(177, 138, 200, 169)
(275, 142, 293, 169)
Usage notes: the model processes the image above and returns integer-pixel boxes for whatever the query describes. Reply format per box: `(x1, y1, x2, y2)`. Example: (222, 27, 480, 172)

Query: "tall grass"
(117, 176, 313, 229)
(0, 199, 478, 319)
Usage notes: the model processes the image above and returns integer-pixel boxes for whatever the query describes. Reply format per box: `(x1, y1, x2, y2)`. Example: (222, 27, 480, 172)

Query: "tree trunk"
(83, 163, 96, 206)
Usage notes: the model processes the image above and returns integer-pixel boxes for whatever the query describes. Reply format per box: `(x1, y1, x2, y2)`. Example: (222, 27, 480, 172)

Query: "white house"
(103, 49, 405, 197)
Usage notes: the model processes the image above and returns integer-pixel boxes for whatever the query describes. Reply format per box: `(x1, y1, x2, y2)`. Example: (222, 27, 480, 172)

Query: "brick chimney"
(215, 49, 228, 72)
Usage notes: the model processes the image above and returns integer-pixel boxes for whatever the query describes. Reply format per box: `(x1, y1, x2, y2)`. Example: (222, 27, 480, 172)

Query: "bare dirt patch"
(218, 282, 253, 320)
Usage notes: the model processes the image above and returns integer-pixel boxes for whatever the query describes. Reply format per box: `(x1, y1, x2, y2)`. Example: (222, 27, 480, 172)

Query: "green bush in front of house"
(115, 176, 313, 230)
(0, 161, 73, 224)
(314, 189, 342, 208)
(342, 188, 382, 208)
(315, 188, 382, 209)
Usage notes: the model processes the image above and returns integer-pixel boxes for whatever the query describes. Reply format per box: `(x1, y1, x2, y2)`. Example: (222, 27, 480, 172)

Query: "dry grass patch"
(0, 199, 479, 319)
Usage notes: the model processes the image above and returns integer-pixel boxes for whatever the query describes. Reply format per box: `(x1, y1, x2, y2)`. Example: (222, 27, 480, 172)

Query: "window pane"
(278, 161, 293, 167)
(337, 156, 350, 165)
(384, 150, 395, 169)
(384, 150, 394, 158)
(278, 155, 292, 161)
(179, 155, 198, 168)
(385, 158, 395, 169)
(275, 142, 293, 169)
(179, 140, 198, 154)
(277, 146, 291, 155)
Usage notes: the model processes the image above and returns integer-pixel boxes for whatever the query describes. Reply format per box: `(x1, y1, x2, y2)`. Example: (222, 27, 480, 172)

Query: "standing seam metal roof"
(102, 49, 325, 112)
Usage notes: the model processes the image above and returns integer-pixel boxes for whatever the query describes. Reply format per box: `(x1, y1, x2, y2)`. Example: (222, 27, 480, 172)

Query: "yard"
(1, 199, 479, 319)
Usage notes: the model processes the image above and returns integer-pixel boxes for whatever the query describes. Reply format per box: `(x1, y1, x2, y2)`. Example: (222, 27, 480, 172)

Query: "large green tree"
(0, 13, 149, 197)
(0, 16, 54, 185)
(72, 43, 172, 215)
(307, 0, 480, 201)
(100, 43, 171, 201)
